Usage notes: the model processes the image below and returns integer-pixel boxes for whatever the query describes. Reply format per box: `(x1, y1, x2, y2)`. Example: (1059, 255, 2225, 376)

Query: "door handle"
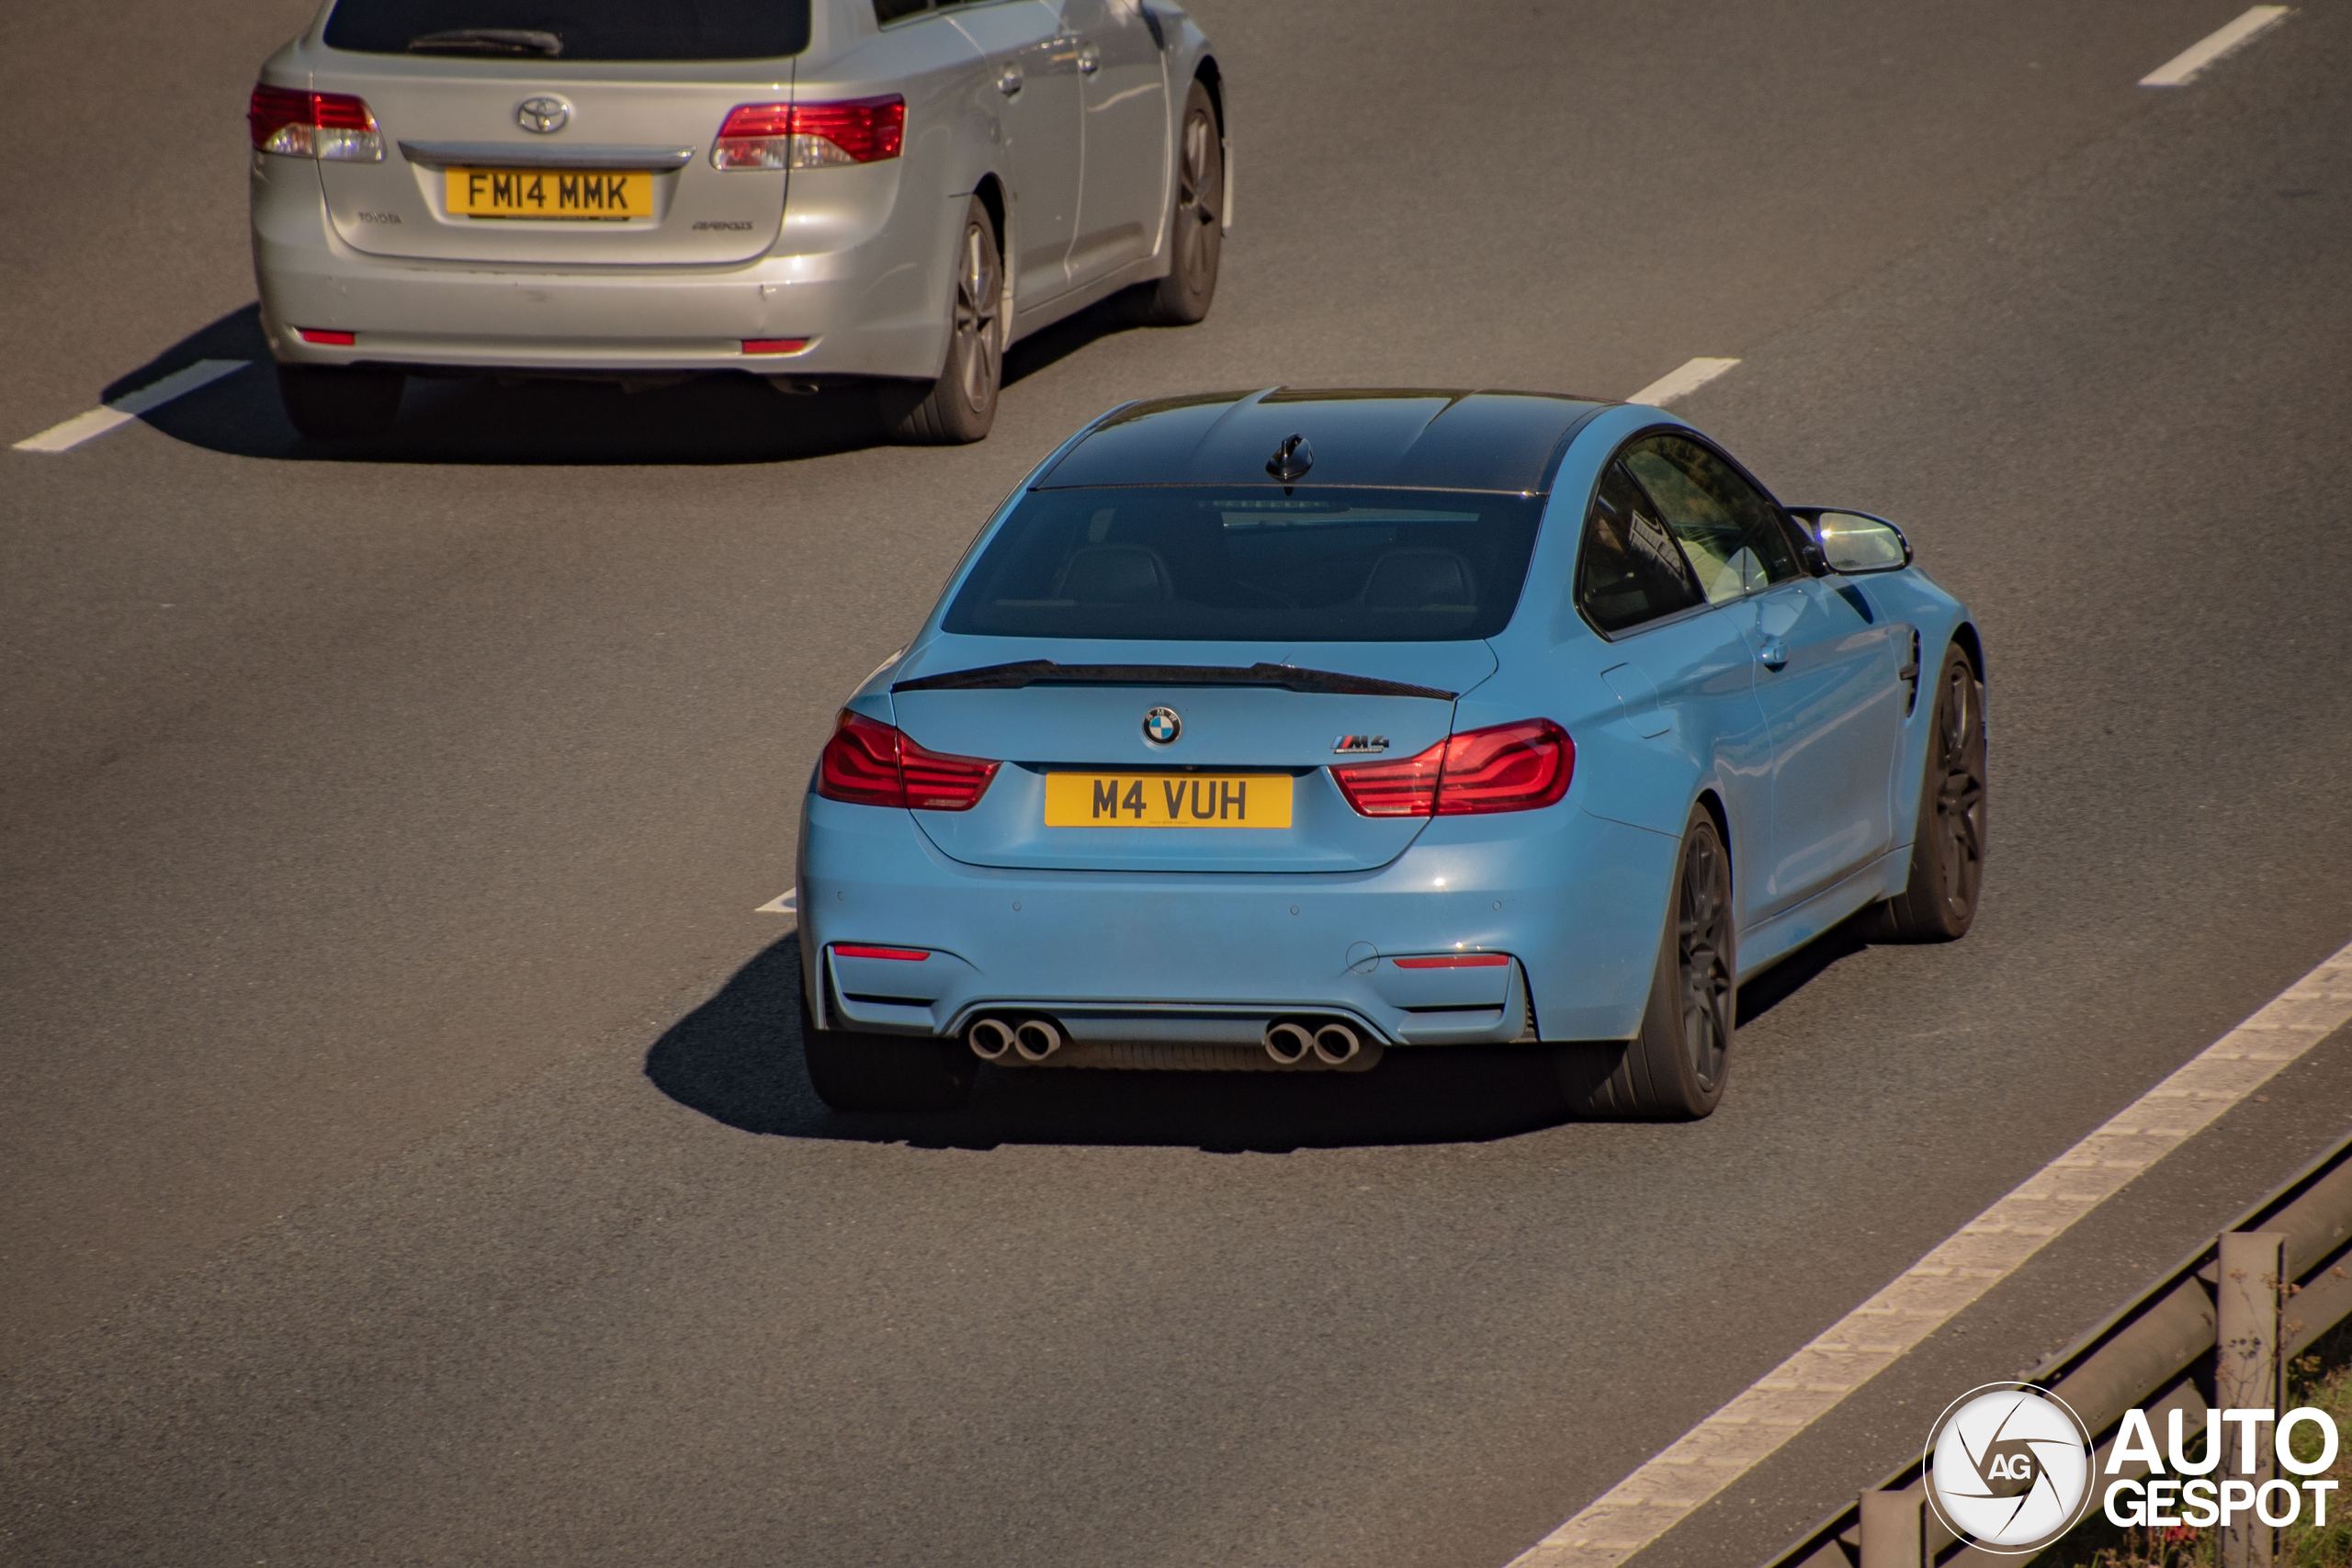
(1757, 638, 1789, 671)
(997, 63, 1023, 96)
(1078, 41, 1102, 74)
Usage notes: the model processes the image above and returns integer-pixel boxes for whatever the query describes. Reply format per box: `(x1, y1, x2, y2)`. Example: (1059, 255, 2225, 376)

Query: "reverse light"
(712, 96, 905, 170)
(1332, 718, 1574, 818)
(248, 85, 384, 162)
(816, 709, 998, 811)
(1392, 953, 1511, 968)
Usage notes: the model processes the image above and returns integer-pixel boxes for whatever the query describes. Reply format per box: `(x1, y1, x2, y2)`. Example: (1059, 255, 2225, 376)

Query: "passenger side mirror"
(1785, 508, 1912, 574)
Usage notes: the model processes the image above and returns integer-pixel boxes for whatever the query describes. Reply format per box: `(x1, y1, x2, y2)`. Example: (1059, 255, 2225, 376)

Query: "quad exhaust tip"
(1261, 1018, 1364, 1066)
(970, 1016, 1063, 1063)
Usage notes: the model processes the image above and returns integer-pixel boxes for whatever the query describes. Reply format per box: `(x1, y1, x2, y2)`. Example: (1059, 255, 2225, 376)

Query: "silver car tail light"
(248, 85, 384, 163)
(711, 96, 904, 170)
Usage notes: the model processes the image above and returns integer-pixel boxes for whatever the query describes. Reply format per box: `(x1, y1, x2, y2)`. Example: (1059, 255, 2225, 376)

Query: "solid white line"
(12, 359, 249, 454)
(1626, 358, 1740, 408)
(1508, 934, 2352, 1568)
(755, 889, 797, 914)
(2141, 6, 2290, 86)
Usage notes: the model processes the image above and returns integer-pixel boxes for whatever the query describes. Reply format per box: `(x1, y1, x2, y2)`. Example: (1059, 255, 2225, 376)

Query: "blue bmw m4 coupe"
(795, 389, 1986, 1117)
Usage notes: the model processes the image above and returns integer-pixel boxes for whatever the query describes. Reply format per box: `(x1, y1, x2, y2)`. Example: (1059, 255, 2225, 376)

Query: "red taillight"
(741, 338, 809, 355)
(816, 710, 998, 812)
(248, 85, 382, 162)
(1332, 718, 1574, 818)
(295, 328, 356, 345)
(1392, 953, 1511, 968)
(712, 96, 905, 170)
(834, 944, 929, 961)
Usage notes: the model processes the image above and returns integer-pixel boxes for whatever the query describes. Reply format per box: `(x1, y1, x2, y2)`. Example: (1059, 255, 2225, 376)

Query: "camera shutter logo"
(517, 96, 570, 134)
(1923, 1382, 2096, 1552)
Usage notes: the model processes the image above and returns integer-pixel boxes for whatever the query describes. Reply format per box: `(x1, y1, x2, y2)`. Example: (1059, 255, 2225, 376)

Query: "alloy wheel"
(1677, 829, 1733, 1090)
(953, 219, 1001, 413)
(1933, 664, 1986, 920)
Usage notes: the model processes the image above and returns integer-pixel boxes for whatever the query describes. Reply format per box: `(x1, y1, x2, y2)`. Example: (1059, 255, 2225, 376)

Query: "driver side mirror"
(1785, 508, 1912, 574)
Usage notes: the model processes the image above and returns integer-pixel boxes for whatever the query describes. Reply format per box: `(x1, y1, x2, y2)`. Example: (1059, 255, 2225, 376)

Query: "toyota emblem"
(517, 96, 570, 134)
(1142, 706, 1182, 745)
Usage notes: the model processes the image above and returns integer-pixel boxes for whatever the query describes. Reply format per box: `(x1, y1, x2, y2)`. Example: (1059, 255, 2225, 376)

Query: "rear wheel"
(1869, 644, 1986, 942)
(1132, 79, 1222, 327)
(277, 364, 403, 440)
(882, 197, 1002, 446)
(1558, 806, 1735, 1121)
(800, 994, 975, 1113)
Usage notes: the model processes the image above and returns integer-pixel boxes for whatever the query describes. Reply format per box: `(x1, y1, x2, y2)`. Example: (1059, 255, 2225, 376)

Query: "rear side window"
(1576, 462, 1703, 635)
(874, 0, 928, 20)
(942, 486, 1546, 642)
(1620, 434, 1799, 603)
(324, 0, 812, 60)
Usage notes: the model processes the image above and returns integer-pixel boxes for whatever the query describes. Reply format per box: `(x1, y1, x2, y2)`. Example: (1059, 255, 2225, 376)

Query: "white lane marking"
(12, 359, 249, 453)
(1626, 358, 1740, 408)
(1508, 934, 2352, 1568)
(2141, 6, 2290, 86)
(755, 889, 797, 914)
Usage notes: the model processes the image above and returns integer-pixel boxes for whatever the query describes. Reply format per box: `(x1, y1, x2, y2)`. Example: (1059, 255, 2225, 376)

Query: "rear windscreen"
(942, 487, 1547, 642)
(324, 0, 811, 60)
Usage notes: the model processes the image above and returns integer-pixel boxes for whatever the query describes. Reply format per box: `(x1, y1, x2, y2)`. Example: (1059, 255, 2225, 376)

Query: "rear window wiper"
(892, 660, 1457, 701)
(407, 28, 563, 54)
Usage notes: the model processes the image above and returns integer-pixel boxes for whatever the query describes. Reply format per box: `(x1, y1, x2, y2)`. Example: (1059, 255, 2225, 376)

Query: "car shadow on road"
(645, 932, 1587, 1152)
(116, 294, 1153, 466)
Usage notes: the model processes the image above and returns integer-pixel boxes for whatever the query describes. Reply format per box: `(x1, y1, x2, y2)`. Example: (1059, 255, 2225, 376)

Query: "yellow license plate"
(1044, 773, 1294, 829)
(445, 167, 652, 220)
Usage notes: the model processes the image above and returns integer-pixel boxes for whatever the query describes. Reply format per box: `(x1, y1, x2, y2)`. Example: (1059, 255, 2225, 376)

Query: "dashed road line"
(2141, 6, 2290, 86)
(755, 889, 797, 914)
(1507, 934, 2352, 1568)
(12, 359, 249, 454)
(1626, 358, 1740, 408)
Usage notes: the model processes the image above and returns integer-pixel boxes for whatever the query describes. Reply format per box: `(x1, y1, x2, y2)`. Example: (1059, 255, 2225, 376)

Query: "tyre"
(1131, 78, 1223, 327)
(800, 994, 976, 1112)
(277, 364, 403, 440)
(1558, 806, 1735, 1120)
(881, 196, 1002, 446)
(1868, 643, 1987, 942)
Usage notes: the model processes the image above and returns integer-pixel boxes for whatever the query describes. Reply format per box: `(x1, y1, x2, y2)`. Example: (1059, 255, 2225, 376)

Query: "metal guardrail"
(1764, 1132, 2352, 1568)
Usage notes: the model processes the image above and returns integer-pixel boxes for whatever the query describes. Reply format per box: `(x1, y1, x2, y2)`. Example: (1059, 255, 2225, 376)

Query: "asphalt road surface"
(6, 2, 2351, 1564)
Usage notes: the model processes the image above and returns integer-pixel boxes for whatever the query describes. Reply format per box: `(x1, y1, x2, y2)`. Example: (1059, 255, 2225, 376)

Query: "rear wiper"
(407, 28, 563, 54)
(893, 660, 1456, 701)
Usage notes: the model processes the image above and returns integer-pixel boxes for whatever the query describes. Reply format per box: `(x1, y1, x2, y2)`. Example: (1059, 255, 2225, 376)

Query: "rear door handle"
(997, 63, 1023, 96)
(1757, 638, 1789, 671)
(1078, 41, 1102, 74)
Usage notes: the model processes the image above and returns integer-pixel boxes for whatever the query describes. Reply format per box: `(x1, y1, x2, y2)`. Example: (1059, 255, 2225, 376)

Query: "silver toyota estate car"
(247, 0, 1227, 441)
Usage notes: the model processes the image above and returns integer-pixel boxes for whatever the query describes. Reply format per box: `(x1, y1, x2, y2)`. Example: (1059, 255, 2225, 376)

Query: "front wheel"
(1869, 644, 1986, 942)
(277, 364, 403, 440)
(882, 196, 1002, 446)
(1557, 806, 1735, 1121)
(1131, 78, 1223, 327)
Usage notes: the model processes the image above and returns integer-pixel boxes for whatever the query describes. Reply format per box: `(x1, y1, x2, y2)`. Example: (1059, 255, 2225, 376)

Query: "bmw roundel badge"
(1143, 706, 1182, 745)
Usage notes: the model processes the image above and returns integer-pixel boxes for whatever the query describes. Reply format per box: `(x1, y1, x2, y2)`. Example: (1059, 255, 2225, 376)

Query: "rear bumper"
(797, 795, 1679, 1049)
(250, 155, 954, 379)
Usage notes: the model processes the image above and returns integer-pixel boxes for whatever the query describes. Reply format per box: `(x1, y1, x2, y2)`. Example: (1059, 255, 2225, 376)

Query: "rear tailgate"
(889, 641, 1497, 874)
(311, 58, 788, 265)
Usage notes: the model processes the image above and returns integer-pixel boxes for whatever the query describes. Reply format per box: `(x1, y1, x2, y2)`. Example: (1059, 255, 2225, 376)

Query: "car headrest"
(1362, 547, 1476, 611)
(1054, 545, 1173, 604)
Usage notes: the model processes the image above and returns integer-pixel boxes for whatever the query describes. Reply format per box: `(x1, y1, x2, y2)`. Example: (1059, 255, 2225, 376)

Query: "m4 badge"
(1332, 735, 1389, 754)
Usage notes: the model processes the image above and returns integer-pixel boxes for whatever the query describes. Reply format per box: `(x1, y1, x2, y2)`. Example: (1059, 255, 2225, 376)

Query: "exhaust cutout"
(1311, 1022, 1362, 1066)
(1012, 1018, 1063, 1062)
(967, 1018, 1014, 1061)
(1263, 1021, 1314, 1066)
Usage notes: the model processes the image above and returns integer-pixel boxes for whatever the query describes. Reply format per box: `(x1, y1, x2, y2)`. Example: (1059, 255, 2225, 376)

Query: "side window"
(1621, 435, 1800, 604)
(875, 0, 930, 20)
(1576, 461, 1704, 635)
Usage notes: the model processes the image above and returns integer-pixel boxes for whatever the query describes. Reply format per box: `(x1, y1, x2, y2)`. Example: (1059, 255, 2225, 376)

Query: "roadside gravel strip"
(1507, 936, 2352, 1567)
